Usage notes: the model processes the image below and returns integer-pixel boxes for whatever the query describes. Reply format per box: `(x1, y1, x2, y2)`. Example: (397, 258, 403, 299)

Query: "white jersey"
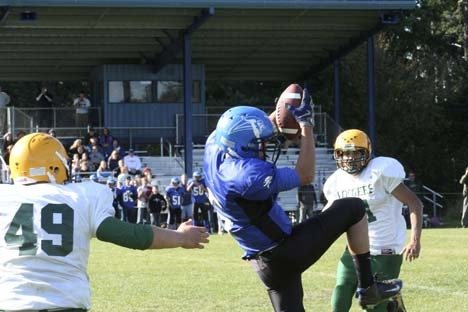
(323, 157, 407, 255)
(0, 181, 114, 310)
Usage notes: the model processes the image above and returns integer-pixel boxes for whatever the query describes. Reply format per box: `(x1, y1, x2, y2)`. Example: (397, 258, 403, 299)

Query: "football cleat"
(386, 293, 407, 312)
(356, 278, 403, 310)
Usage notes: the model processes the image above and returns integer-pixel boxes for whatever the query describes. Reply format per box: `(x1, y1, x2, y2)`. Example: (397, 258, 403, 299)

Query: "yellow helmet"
(9, 132, 70, 184)
(333, 129, 372, 174)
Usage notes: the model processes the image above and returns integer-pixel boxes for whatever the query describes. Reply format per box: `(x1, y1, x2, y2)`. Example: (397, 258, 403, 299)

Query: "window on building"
(130, 81, 152, 103)
(109, 81, 152, 103)
(156, 80, 201, 103)
(109, 81, 126, 103)
(109, 80, 200, 103)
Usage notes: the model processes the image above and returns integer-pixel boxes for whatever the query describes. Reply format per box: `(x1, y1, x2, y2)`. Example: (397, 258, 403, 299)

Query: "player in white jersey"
(323, 129, 423, 312)
(0, 133, 209, 312)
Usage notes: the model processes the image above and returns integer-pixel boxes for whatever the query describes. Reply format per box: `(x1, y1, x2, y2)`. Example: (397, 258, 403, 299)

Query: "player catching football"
(0, 133, 209, 311)
(203, 86, 402, 312)
(323, 129, 423, 312)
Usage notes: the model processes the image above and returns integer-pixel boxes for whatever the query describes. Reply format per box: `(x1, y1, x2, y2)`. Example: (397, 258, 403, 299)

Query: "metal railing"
(0, 155, 10, 184)
(422, 185, 444, 218)
(15, 107, 103, 130)
(3, 106, 35, 136)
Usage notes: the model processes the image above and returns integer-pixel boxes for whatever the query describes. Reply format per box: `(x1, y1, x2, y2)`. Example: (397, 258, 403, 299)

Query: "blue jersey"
(203, 131, 300, 257)
(180, 183, 192, 205)
(117, 184, 137, 209)
(165, 186, 185, 209)
(189, 178, 208, 204)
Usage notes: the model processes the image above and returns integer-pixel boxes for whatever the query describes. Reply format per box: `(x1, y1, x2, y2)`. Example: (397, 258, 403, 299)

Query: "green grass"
(89, 228, 468, 311)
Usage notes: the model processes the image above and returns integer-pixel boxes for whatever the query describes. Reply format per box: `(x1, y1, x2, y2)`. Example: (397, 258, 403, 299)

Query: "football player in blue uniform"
(165, 177, 186, 229)
(203, 88, 402, 312)
(187, 171, 210, 231)
(116, 176, 137, 223)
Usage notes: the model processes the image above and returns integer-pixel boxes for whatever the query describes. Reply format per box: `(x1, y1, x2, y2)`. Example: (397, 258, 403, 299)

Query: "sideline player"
(323, 129, 423, 312)
(0, 133, 209, 311)
(203, 87, 402, 312)
(187, 171, 210, 230)
(165, 176, 185, 229)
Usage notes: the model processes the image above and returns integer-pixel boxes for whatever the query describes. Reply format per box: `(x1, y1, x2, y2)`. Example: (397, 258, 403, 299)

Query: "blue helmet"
(171, 176, 180, 185)
(193, 171, 202, 180)
(215, 106, 277, 159)
(106, 177, 117, 185)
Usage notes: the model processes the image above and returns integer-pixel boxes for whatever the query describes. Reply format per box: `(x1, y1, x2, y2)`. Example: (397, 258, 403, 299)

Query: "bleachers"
(145, 146, 337, 219)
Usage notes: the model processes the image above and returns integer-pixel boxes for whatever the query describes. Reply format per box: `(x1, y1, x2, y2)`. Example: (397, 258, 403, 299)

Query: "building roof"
(0, 0, 417, 81)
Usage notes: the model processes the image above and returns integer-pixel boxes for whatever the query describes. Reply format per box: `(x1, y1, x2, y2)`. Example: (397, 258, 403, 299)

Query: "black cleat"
(387, 293, 407, 312)
(356, 279, 403, 309)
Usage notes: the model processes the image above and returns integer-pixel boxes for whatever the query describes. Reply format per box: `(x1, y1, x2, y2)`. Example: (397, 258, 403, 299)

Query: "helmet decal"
(226, 115, 266, 139)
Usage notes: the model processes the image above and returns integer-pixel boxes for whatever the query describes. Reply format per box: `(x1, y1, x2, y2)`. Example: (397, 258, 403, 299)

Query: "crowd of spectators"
(0, 126, 224, 233)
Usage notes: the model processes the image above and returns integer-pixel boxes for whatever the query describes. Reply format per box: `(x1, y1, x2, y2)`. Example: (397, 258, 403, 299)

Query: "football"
(275, 83, 302, 140)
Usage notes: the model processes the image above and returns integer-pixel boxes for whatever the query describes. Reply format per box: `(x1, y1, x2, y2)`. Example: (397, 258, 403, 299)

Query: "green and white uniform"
(0, 181, 114, 311)
(323, 157, 406, 312)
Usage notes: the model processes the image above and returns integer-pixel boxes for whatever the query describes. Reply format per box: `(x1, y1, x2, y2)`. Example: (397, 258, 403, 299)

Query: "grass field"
(88, 228, 468, 311)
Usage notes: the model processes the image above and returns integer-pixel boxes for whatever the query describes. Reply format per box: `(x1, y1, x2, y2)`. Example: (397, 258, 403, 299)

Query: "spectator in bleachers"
(123, 149, 142, 175)
(15, 130, 26, 142)
(76, 145, 88, 161)
(0, 86, 11, 134)
(99, 127, 114, 159)
(2, 144, 13, 165)
(36, 87, 54, 129)
(111, 138, 125, 158)
(107, 150, 121, 173)
(88, 145, 105, 171)
(79, 159, 91, 178)
(83, 126, 98, 146)
(114, 159, 127, 178)
(68, 138, 84, 157)
(81, 151, 89, 161)
(148, 185, 167, 227)
(71, 153, 81, 175)
(142, 167, 153, 181)
(47, 128, 56, 138)
(136, 177, 151, 224)
(96, 160, 112, 180)
(86, 137, 102, 154)
(2, 132, 14, 155)
(73, 91, 91, 129)
(117, 175, 137, 223)
(180, 173, 193, 221)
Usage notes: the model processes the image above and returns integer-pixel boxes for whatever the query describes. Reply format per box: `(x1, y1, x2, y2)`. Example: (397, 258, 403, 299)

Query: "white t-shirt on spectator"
(73, 97, 91, 114)
(123, 155, 142, 171)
